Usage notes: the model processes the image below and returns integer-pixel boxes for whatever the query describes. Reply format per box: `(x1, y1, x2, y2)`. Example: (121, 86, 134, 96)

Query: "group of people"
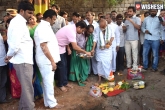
(0, 0, 165, 109)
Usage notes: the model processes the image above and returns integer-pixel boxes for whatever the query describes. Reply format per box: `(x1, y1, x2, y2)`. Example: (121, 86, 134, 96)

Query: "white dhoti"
(37, 64, 57, 108)
(96, 48, 112, 80)
(112, 47, 117, 72)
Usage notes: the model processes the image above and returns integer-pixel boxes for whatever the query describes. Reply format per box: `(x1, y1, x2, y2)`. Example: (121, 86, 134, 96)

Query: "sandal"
(59, 86, 67, 92)
(65, 84, 73, 88)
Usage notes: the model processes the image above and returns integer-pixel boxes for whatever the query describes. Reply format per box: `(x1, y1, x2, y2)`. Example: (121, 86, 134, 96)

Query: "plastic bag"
(89, 86, 102, 97)
(127, 69, 144, 80)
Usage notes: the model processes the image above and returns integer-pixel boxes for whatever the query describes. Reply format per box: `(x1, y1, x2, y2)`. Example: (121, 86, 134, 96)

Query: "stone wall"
(0, 0, 18, 20)
(55, 0, 137, 20)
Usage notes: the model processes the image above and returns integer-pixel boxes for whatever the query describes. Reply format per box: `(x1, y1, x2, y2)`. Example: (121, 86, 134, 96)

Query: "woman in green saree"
(27, 15, 43, 99)
(69, 25, 94, 86)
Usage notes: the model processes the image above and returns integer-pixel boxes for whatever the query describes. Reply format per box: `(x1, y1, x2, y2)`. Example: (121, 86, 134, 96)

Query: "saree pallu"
(9, 63, 21, 98)
(69, 34, 93, 86)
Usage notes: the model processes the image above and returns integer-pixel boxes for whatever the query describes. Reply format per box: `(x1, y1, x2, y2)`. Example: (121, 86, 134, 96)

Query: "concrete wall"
(55, 0, 137, 20)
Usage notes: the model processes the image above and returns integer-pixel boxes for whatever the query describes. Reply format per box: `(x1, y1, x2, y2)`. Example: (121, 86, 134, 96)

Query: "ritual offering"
(76, 53, 93, 59)
(127, 66, 144, 80)
(89, 85, 102, 97)
(133, 81, 145, 89)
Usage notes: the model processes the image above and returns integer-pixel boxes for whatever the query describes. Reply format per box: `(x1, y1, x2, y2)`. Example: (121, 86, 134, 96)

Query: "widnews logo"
(135, 1, 164, 10)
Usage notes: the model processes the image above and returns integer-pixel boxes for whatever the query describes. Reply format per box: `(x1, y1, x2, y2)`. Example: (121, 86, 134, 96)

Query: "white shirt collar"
(40, 20, 51, 26)
(17, 14, 27, 23)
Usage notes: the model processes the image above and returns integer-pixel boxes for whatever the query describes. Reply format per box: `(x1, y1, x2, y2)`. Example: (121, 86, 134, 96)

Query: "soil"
(1, 57, 165, 110)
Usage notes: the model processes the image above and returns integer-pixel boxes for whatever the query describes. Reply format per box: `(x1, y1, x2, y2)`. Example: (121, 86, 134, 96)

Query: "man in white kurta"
(106, 13, 120, 73)
(34, 9, 63, 109)
(95, 19, 114, 82)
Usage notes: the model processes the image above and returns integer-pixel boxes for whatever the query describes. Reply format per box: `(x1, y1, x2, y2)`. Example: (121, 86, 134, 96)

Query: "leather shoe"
(0, 99, 11, 104)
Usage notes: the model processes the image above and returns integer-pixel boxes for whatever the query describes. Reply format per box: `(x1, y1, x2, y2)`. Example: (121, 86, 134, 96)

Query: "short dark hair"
(128, 6, 136, 12)
(161, 9, 165, 11)
(36, 13, 42, 17)
(111, 10, 117, 14)
(86, 24, 94, 30)
(144, 11, 150, 15)
(60, 11, 68, 17)
(17, 1, 34, 13)
(106, 13, 112, 18)
(98, 12, 103, 16)
(100, 16, 105, 19)
(43, 9, 57, 19)
(72, 12, 80, 17)
(76, 21, 87, 28)
(6, 18, 12, 29)
(51, 4, 60, 11)
(86, 11, 94, 16)
(116, 14, 123, 19)
(136, 14, 141, 17)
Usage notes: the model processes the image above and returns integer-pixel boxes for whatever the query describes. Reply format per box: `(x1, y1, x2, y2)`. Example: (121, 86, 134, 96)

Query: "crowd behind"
(0, 1, 165, 109)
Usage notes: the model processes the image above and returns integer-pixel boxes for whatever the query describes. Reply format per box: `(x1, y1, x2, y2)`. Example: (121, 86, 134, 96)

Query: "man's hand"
(145, 30, 149, 34)
(122, 26, 127, 32)
(160, 40, 164, 44)
(51, 61, 57, 71)
(5, 56, 12, 63)
(67, 48, 72, 55)
(91, 49, 95, 56)
(116, 46, 119, 52)
(86, 52, 91, 56)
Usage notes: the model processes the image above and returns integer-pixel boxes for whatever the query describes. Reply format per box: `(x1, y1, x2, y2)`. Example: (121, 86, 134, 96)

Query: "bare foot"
(59, 86, 67, 92)
(51, 104, 64, 109)
(65, 84, 73, 88)
(96, 76, 101, 84)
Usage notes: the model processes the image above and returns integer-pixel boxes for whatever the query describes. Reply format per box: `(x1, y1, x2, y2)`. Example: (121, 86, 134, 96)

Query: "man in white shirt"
(68, 12, 80, 25)
(51, 4, 66, 34)
(116, 14, 126, 72)
(5, 1, 35, 109)
(84, 11, 99, 75)
(105, 13, 120, 73)
(34, 9, 63, 109)
(0, 33, 8, 104)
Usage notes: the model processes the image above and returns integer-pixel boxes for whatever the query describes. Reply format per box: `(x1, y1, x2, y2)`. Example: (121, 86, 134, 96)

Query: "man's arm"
(40, 42, 57, 71)
(126, 17, 141, 30)
(7, 25, 23, 57)
(71, 42, 91, 56)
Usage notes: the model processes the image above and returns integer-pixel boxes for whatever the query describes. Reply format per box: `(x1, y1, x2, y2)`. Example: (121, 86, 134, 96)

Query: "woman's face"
(28, 16, 37, 25)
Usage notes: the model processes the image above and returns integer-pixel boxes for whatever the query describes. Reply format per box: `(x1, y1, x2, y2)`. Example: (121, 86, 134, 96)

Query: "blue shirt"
(125, 15, 141, 41)
(141, 16, 161, 40)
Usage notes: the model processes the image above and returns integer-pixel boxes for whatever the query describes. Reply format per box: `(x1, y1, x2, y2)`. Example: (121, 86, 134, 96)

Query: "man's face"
(49, 15, 56, 26)
(86, 12, 93, 21)
(86, 27, 94, 36)
(150, 9, 157, 17)
(63, 14, 68, 21)
(116, 18, 122, 24)
(76, 27, 85, 34)
(72, 16, 79, 23)
(98, 14, 103, 21)
(105, 14, 111, 24)
(51, 6, 58, 13)
(111, 12, 117, 19)
(127, 9, 134, 18)
(23, 10, 34, 21)
(160, 11, 165, 17)
(99, 20, 107, 31)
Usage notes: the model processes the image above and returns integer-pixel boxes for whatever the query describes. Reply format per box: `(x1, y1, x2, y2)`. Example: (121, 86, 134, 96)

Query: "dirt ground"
(1, 58, 165, 110)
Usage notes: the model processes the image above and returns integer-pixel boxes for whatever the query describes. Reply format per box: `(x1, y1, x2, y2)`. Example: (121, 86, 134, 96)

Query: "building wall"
(0, 0, 18, 20)
(55, 0, 137, 20)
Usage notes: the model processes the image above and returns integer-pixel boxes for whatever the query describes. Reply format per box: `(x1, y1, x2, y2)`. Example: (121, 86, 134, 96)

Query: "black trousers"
(116, 47, 125, 71)
(0, 65, 7, 102)
(56, 53, 68, 87)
